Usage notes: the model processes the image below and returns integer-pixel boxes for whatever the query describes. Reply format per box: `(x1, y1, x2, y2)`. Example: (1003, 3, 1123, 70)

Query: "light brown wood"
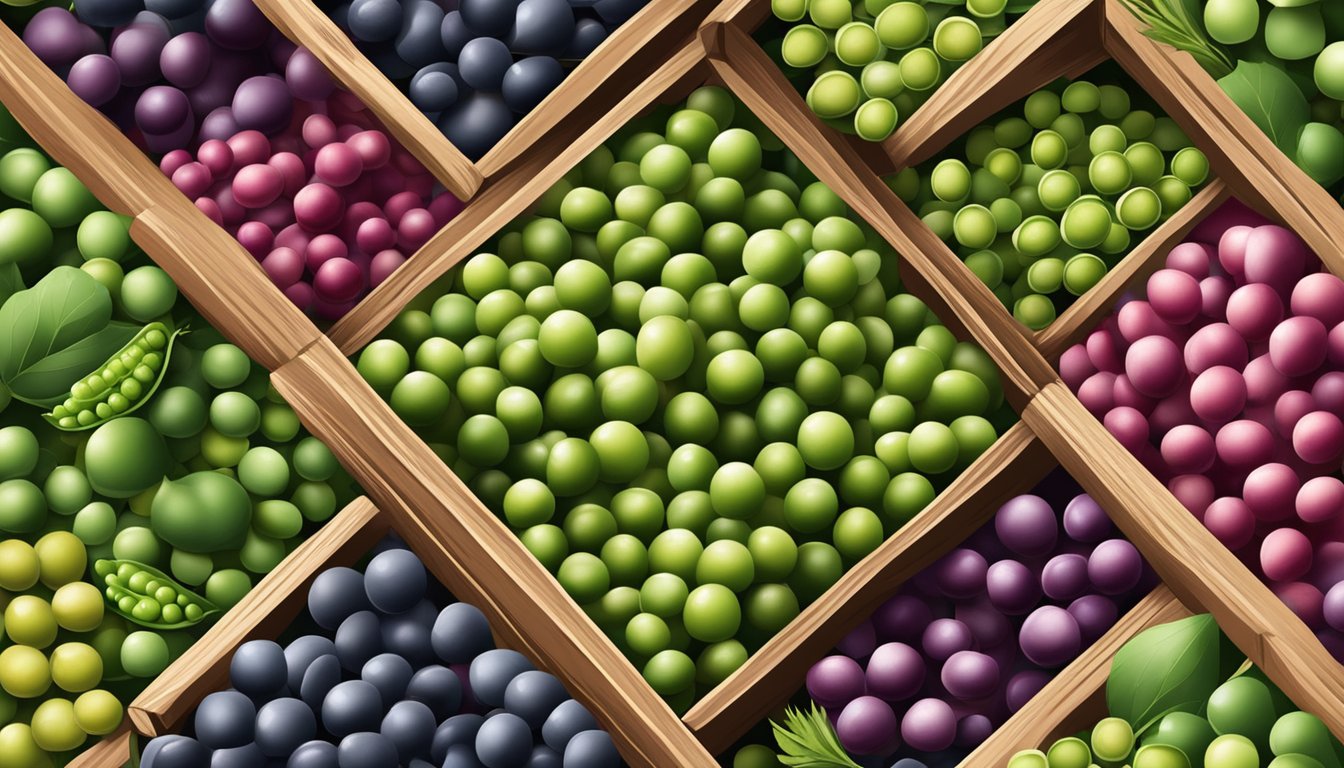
(129, 498, 388, 735)
(131, 205, 322, 371)
(702, 21, 1056, 404)
(686, 422, 1054, 754)
(1101, 0, 1344, 279)
(271, 337, 719, 768)
(252, 0, 482, 201)
(883, 0, 1106, 170)
(66, 723, 132, 768)
(959, 586, 1189, 768)
(1035, 179, 1232, 362)
(325, 40, 711, 356)
(1023, 382, 1344, 742)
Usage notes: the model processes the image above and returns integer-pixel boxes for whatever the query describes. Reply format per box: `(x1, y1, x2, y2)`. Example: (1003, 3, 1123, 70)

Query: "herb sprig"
(1120, 0, 1235, 78)
(771, 704, 864, 768)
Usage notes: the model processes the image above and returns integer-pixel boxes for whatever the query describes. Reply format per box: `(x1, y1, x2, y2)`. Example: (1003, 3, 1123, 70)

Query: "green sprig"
(1120, 0, 1235, 79)
(771, 704, 864, 768)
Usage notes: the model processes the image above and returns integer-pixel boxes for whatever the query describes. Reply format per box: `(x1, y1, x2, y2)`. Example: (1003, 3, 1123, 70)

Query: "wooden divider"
(271, 337, 719, 768)
(1023, 383, 1344, 741)
(961, 586, 1189, 767)
(129, 498, 388, 735)
(685, 423, 1054, 753)
(66, 723, 132, 768)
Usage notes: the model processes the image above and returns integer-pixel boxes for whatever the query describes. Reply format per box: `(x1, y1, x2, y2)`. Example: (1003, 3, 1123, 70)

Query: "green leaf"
(1217, 60, 1311, 154)
(771, 704, 863, 768)
(0, 264, 23, 307)
(0, 267, 137, 408)
(1107, 614, 1224, 732)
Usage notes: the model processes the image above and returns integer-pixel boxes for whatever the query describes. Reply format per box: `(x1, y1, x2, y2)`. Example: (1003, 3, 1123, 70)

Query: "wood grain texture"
(1023, 382, 1344, 741)
(271, 338, 718, 768)
(0, 22, 183, 216)
(129, 498, 388, 735)
(131, 205, 322, 370)
(686, 422, 1054, 754)
(960, 586, 1189, 768)
(66, 723, 132, 768)
(252, 0, 482, 200)
(475, 0, 716, 177)
(325, 40, 710, 356)
(1035, 179, 1231, 362)
(883, 0, 1106, 170)
(703, 22, 1056, 404)
(1102, 0, 1344, 278)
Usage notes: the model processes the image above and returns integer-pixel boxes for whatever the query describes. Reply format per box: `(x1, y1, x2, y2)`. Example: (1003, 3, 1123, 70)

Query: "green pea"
(932, 17, 982, 62)
(899, 47, 941, 91)
(0, 148, 52, 203)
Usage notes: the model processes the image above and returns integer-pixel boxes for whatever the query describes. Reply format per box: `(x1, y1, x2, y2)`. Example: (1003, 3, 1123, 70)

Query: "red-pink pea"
(302, 114, 339, 149)
(1077, 372, 1117, 416)
(305, 234, 348, 272)
(1203, 497, 1255, 550)
(160, 148, 192, 176)
(1168, 474, 1215, 515)
(339, 201, 383, 241)
(1165, 242, 1213, 279)
(1297, 476, 1344, 523)
(141, 119, 195, 155)
(383, 191, 421, 227)
(1160, 424, 1215, 474)
(337, 123, 362, 142)
(1244, 225, 1309, 292)
(371, 166, 407, 201)
(313, 257, 365, 302)
(1274, 390, 1316, 438)
(1148, 269, 1202, 325)
(232, 163, 284, 209)
(1199, 275, 1233, 319)
(275, 223, 311, 253)
(1184, 323, 1248, 375)
(1311, 371, 1344, 416)
(315, 142, 364, 187)
(172, 162, 213, 198)
(1104, 406, 1149, 452)
(1217, 224, 1253, 277)
(1290, 272, 1344, 327)
(1215, 419, 1274, 468)
(227, 130, 271, 167)
(405, 174, 435, 198)
(261, 246, 305, 288)
(1225, 282, 1283, 342)
(1117, 300, 1177, 344)
(294, 183, 345, 232)
(370, 249, 407, 288)
(1244, 353, 1290, 406)
(392, 148, 426, 176)
(356, 217, 396, 254)
(1293, 410, 1344, 464)
(236, 220, 274, 257)
(1189, 365, 1245, 424)
(197, 139, 235, 178)
(194, 196, 222, 225)
(1269, 315, 1328, 377)
(428, 193, 465, 226)
(1125, 335, 1184, 398)
(347, 130, 392, 169)
(268, 151, 307, 197)
(1261, 527, 1313, 581)
(1112, 375, 1156, 413)
(283, 281, 314, 312)
(1313, 543, 1344, 593)
(213, 186, 246, 227)
(1243, 462, 1300, 522)
(397, 208, 437, 251)
(1272, 581, 1324, 630)
(1328, 322, 1344, 367)
(1085, 329, 1124, 374)
(1149, 389, 1195, 435)
(251, 200, 292, 231)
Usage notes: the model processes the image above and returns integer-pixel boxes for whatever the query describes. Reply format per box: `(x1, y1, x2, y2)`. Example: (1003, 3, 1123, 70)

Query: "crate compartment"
(132, 497, 631, 767)
(715, 471, 1158, 767)
(0, 101, 362, 767)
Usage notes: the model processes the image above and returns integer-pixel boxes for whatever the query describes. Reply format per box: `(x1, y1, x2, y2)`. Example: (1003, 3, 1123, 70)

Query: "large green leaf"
(0, 266, 138, 407)
(1218, 59, 1311, 154)
(1107, 614, 1224, 733)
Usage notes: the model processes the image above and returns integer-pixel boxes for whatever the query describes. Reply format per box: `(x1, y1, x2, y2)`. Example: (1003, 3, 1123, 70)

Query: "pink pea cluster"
(160, 98, 463, 321)
(1061, 201, 1344, 659)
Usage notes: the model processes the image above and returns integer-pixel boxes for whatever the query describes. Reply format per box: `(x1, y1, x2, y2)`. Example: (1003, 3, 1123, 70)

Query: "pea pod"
(93, 557, 221, 629)
(43, 322, 185, 431)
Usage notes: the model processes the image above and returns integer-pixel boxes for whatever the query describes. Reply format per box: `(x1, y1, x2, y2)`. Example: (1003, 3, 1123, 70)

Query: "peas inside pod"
(356, 85, 1016, 709)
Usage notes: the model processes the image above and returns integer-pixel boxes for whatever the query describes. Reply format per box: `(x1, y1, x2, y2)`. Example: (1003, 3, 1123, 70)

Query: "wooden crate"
(1, 0, 1343, 766)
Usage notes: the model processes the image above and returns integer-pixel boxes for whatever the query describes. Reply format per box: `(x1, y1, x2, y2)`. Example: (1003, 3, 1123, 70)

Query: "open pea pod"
(42, 322, 186, 431)
(93, 558, 221, 630)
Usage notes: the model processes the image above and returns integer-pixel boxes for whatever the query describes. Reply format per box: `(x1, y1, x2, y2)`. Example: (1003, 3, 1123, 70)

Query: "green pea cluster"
(887, 77, 1209, 330)
(356, 86, 1014, 709)
(94, 559, 217, 629)
(768, 0, 1039, 141)
(49, 323, 177, 430)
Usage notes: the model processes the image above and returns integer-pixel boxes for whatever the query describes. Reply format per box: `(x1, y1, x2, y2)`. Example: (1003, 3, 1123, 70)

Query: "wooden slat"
(131, 205, 322, 371)
(66, 723, 132, 768)
(686, 422, 1054, 754)
(0, 22, 182, 216)
(129, 498, 388, 735)
(883, 0, 1105, 170)
(325, 40, 710, 356)
(961, 586, 1189, 768)
(270, 338, 718, 768)
(1101, 0, 1344, 279)
(1023, 382, 1344, 742)
(252, 0, 481, 201)
(702, 22, 1056, 404)
(1035, 179, 1231, 362)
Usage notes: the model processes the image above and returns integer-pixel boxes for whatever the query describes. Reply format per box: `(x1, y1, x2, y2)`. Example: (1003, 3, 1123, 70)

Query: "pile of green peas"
(356, 85, 1016, 709)
(886, 74, 1210, 329)
(0, 109, 359, 766)
(767, 0, 1039, 141)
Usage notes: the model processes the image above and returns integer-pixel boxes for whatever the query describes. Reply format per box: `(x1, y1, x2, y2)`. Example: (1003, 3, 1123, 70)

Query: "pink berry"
(1311, 371, 1344, 416)
(397, 208, 437, 251)
(383, 191, 421, 227)
(1218, 225, 1253, 277)
(312, 256, 365, 303)
(231, 163, 284, 209)
(1200, 275, 1234, 320)
(1117, 301, 1176, 344)
(370, 249, 406, 287)
(261, 246, 304, 288)
(1274, 390, 1316, 438)
(268, 151, 307, 197)
(1148, 268, 1202, 324)
(1077, 372, 1116, 415)
(235, 221, 274, 257)
(1291, 272, 1344, 327)
(1273, 581, 1324, 630)
(305, 234, 348, 272)
(275, 223, 311, 254)
(1269, 316, 1328, 377)
(171, 162, 213, 198)
(1293, 410, 1344, 464)
(1244, 354, 1289, 406)
(197, 139, 235, 178)
(293, 183, 344, 232)
(1165, 242, 1213, 279)
(227, 130, 271, 166)
(194, 196, 222, 225)
(1329, 322, 1344, 367)
(214, 186, 246, 227)
(1125, 335, 1184, 398)
(1160, 424, 1215, 474)
(1215, 420, 1274, 468)
(1243, 462, 1300, 522)
(302, 114, 339, 149)
(356, 216, 397, 254)
(1226, 283, 1283, 342)
(1104, 407, 1149, 452)
(1244, 225, 1309, 292)
(1203, 497, 1255, 550)
(1168, 474, 1214, 515)
(428, 193, 464, 225)
(160, 149, 192, 177)
(284, 281, 314, 313)
(1059, 345, 1096, 389)
(1184, 323, 1248, 374)
(1261, 528, 1313, 582)
(1189, 365, 1245, 424)
(1112, 375, 1156, 413)
(1297, 476, 1344, 523)
(1086, 330, 1125, 374)
(315, 142, 364, 187)
(1150, 389, 1195, 434)
(347, 130, 392, 169)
